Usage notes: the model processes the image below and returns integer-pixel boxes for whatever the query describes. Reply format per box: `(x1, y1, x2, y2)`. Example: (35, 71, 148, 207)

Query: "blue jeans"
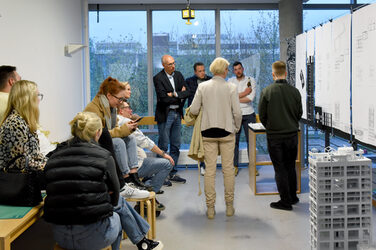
(112, 136, 139, 175)
(157, 110, 181, 176)
(138, 157, 172, 192)
(234, 113, 256, 167)
(52, 197, 150, 250)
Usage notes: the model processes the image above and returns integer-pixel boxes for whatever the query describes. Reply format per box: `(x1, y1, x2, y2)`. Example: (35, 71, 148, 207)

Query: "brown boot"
(226, 203, 235, 217)
(207, 207, 215, 219)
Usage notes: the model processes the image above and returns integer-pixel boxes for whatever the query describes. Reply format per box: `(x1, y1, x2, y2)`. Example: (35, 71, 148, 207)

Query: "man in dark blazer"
(153, 55, 189, 183)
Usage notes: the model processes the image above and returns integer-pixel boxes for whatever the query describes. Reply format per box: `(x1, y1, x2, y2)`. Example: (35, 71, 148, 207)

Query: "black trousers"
(267, 134, 298, 204)
(98, 127, 125, 188)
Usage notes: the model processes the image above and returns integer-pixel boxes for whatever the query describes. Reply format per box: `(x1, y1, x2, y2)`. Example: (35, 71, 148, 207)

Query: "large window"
(152, 10, 216, 146)
(152, 10, 215, 78)
(88, 7, 278, 150)
(303, 9, 350, 30)
(89, 11, 148, 115)
(220, 10, 279, 95)
(304, 0, 352, 3)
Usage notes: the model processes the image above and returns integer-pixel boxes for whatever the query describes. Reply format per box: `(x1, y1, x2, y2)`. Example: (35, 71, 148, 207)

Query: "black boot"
(130, 172, 152, 190)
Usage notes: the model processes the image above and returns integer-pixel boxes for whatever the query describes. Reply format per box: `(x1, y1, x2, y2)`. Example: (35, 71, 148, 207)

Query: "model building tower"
(309, 147, 373, 250)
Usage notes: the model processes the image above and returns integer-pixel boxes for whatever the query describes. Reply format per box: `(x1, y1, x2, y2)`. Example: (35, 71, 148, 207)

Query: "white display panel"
(295, 33, 307, 119)
(306, 29, 315, 59)
(352, 3, 376, 146)
(315, 22, 332, 114)
(330, 15, 351, 133)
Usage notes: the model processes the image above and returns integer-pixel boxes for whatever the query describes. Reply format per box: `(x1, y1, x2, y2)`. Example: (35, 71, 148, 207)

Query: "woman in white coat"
(189, 57, 242, 219)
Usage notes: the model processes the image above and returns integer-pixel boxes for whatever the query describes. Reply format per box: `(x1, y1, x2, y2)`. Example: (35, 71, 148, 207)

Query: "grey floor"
(122, 166, 376, 250)
(11, 166, 376, 250)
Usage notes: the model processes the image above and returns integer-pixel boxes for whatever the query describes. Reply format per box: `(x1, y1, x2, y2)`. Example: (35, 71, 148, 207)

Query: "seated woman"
(44, 112, 163, 250)
(84, 77, 149, 198)
(0, 80, 47, 172)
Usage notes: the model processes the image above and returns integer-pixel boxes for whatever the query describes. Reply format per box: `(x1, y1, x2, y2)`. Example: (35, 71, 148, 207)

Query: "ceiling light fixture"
(181, 0, 195, 25)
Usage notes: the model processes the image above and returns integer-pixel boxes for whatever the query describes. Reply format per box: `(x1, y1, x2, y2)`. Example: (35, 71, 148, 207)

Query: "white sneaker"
(200, 166, 206, 176)
(120, 183, 150, 199)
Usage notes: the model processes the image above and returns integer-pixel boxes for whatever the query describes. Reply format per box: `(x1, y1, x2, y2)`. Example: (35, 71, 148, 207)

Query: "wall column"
(279, 0, 303, 61)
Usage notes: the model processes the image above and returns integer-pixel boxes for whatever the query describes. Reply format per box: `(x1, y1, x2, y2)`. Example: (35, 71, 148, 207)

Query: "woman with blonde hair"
(190, 57, 242, 219)
(0, 80, 46, 171)
(44, 111, 163, 250)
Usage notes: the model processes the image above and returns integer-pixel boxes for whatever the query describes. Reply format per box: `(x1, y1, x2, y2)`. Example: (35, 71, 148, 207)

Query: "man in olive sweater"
(258, 61, 302, 211)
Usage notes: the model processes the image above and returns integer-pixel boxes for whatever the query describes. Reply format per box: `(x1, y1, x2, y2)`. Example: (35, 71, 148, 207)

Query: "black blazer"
(153, 70, 189, 123)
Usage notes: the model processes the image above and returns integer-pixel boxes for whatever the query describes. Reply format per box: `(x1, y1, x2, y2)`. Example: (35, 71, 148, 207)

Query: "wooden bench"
(0, 203, 44, 250)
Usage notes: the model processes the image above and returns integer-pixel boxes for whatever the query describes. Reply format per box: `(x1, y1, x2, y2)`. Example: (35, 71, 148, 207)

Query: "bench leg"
(0, 237, 11, 250)
(145, 200, 152, 239)
(151, 198, 156, 239)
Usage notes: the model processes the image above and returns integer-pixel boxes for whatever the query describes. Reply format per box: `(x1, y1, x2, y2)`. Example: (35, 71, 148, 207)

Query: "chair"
(126, 191, 156, 239)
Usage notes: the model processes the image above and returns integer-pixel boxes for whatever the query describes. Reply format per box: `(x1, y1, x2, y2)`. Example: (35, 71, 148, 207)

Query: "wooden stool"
(54, 243, 111, 250)
(126, 191, 156, 239)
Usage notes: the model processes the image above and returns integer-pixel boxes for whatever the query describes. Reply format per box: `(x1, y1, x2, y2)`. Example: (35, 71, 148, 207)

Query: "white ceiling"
(88, 0, 279, 4)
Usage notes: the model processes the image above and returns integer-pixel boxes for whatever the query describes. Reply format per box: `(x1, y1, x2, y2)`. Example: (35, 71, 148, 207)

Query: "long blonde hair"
(70, 112, 102, 142)
(1, 80, 40, 132)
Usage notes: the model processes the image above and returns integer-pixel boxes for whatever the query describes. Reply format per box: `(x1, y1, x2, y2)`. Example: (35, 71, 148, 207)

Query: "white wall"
(0, 0, 86, 142)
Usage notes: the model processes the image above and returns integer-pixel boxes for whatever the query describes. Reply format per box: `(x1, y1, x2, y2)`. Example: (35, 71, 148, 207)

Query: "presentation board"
(315, 15, 351, 133)
(315, 22, 332, 114)
(352, 3, 376, 146)
(330, 15, 351, 133)
(295, 33, 307, 119)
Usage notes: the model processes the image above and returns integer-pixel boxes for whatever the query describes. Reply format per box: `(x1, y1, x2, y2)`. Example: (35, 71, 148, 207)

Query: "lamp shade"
(182, 8, 195, 20)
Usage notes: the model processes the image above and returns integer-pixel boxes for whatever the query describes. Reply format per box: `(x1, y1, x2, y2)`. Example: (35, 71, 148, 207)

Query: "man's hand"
(164, 153, 175, 166)
(239, 87, 252, 98)
(126, 121, 138, 131)
(167, 92, 173, 97)
(182, 86, 186, 91)
(243, 87, 252, 95)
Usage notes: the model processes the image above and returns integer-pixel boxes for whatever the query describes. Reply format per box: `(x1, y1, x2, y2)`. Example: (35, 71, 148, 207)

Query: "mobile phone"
(135, 117, 143, 123)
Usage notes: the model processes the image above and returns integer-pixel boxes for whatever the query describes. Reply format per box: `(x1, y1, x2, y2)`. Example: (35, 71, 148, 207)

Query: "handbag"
(0, 155, 43, 206)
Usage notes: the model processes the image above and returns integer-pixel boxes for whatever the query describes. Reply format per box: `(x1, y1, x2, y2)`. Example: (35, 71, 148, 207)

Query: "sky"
(88, 1, 375, 46)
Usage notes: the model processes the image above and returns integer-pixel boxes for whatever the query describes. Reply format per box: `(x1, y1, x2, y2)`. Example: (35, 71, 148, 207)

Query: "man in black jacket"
(258, 61, 302, 211)
(185, 62, 211, 176)
(186, 62, 211, 107)
(153, 55, 189, 183)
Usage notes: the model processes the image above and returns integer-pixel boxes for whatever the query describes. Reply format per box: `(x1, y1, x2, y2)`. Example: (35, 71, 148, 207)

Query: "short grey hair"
(209, 57, 230, 75)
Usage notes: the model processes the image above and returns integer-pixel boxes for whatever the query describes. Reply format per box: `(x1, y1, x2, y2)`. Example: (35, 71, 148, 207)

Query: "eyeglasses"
(167, 62, 176, 67)
(38, 93, 44, 101)
(120, 105, 132, 110)
(111, 94, 127, 103)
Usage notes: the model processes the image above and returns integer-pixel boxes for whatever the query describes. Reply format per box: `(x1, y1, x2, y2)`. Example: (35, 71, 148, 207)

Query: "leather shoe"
(270, 200, 292, 211)
(291, 197, 299, 205)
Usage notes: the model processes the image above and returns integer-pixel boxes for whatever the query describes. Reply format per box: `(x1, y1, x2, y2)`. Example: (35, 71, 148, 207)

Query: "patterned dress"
(0, 109, 47, 171)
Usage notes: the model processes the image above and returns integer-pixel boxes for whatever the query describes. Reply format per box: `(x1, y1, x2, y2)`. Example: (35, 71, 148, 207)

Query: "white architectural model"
(309, 147, 373, 250)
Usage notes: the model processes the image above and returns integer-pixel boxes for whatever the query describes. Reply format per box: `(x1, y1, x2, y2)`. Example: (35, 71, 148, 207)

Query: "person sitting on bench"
(44, 112, 163, 250)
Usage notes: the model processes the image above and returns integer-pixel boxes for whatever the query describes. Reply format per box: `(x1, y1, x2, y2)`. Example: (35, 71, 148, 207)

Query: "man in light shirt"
(118, 101, 174, 211)
(228, 61, 257, 176)
(0, 65, 21, 121)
